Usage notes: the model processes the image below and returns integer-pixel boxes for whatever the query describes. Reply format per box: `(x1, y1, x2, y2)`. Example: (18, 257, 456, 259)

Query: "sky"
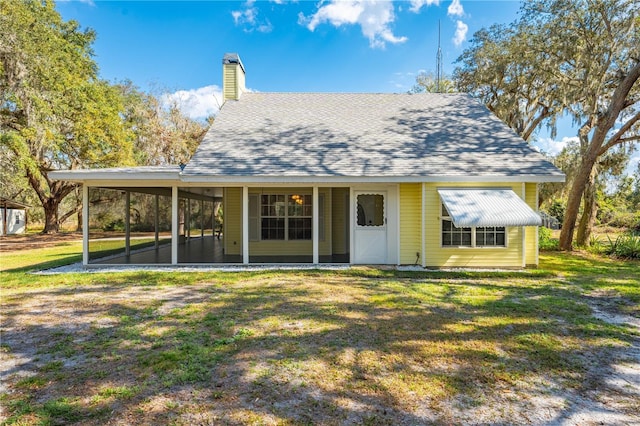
(55, 0, 638, 172)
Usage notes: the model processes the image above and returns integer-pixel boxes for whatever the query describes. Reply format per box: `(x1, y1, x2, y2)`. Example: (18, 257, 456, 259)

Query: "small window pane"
(357, 194, 384, 226)
(261, 218, 284, 240)
(486, 232, 495, 245)
(289, 218, 312, 240)
(442, 207, 471, 247)
(461, 232, 471, 246)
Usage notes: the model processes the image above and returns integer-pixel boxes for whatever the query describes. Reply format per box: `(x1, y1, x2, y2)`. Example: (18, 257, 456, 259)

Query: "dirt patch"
(0, 232, 167, 252)
(0, 233, 83, 252)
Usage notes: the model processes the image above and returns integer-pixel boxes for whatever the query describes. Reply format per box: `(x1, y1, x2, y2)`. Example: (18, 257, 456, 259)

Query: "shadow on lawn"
(1, 273, 637, 425)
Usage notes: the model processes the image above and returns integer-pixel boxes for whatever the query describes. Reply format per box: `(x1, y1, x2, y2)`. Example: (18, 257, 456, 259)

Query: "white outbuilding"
(0, 197, 29, 235)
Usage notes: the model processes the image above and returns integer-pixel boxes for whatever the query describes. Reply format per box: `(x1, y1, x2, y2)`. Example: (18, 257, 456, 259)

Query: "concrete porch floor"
(91, 236, 349, 265)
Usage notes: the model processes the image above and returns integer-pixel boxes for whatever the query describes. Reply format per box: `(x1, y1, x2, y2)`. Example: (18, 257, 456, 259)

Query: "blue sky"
(55, 0, 638, 172)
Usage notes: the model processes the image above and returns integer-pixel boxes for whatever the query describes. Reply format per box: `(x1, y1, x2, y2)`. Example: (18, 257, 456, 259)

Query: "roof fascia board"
(51, 172, 564, 185)
(179, 175, 566, 184)
(49, 171, 181, 183)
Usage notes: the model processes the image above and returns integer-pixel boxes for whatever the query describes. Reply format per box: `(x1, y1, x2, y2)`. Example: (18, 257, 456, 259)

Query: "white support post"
(171, 186, 178, 265)
(200, 200, 204, 238)
(154, 194, 159, 249)
(535, 183, 540, 267)
(421, 183, 426, 268)
(124, 191, 131, 257)
(82, 185, 89, 266)
(186, 198, 191, 242)
(522, 183, 526, 268)
(349, 187, 354, 264)
(313, 186, 319, 264)
(242, 186, 249, 264)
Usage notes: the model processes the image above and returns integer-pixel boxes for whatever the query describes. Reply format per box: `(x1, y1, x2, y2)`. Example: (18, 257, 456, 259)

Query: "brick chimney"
(222, 53, 246, 102)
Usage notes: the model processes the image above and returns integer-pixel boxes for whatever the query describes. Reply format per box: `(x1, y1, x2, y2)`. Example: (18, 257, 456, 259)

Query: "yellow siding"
(223, 64, 236, 101)
(249, 241, 312, 256)
(424, 182, 524, 268)
(223, 63, 245, 101)
(525, 182, 538, 266)
(332, 188, 349, 255)
(223, 187, 242, 255)
(399, 183, 422, 265)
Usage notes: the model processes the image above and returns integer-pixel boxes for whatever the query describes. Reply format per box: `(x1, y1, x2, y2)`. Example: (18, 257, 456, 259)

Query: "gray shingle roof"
(182, 93, 563, 181)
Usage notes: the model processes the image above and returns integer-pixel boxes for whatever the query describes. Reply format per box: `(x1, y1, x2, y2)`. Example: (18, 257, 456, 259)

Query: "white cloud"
(409, 0, 440, 13)
(300, 0, 407, 49)
(232, 2, 273, 33)
(533, 136, 577, 156)
(447, 0, 464, 17)
(161, 85, 223, 120)
(452, 20, 468, 46)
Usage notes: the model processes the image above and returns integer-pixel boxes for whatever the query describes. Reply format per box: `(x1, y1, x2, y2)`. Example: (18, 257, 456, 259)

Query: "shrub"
(539, 227, 559, 251)
(103, 219, 125, 232)
(587, 234, 606, 254)
(604, 233, 640, 259)
(547, 199, 566, 225)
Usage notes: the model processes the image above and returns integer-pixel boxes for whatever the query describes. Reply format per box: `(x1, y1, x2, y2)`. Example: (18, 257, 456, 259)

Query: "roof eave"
(49, 170, 182, 183)
(179, 174, 566, 184)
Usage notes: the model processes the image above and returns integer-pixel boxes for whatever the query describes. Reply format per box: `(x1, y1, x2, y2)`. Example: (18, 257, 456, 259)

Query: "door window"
(356, 194, 384, 226)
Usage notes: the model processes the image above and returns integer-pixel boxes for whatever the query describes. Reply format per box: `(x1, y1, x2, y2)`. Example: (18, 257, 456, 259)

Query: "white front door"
(354, 191, 387, 263)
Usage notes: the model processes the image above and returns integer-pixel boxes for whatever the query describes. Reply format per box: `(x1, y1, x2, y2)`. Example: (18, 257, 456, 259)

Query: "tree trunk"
(77, 208, 82, 232)
(576, 170, 598, 246)
(42, 198, 60, 234)
(559, 150, 599, 250)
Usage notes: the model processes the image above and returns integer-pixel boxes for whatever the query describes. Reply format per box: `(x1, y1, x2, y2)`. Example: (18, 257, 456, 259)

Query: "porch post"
(521, 183, 526, 268)
(349, 187, 354, 264)
(535, 183, 540, 266)
(82, 185, 89, 266)
(171, 186, 178, 265)
(124, 191, 131, 256)
(312, 186, 319, 264)
(242, 186, 249, 264)
(421, 183, 426, 268)
(186, 198, 191, 242)
(154, 194, 159, 249)
(200, 200, 204, 238)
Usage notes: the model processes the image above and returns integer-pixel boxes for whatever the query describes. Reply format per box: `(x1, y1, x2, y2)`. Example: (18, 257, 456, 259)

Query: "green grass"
(1, 241, 638, 424)
(0, 242, 84, 272)
(88, 238, 171, 261)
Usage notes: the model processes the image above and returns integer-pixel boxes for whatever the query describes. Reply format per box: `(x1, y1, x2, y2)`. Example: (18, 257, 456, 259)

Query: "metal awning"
(438, 188, 542, 227)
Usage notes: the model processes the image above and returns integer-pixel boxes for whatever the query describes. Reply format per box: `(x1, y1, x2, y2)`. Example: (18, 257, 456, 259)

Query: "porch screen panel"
(249, 194, 259, 241)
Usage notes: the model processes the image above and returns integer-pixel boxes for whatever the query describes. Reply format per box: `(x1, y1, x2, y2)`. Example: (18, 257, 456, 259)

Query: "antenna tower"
(436, 20, 442, 93)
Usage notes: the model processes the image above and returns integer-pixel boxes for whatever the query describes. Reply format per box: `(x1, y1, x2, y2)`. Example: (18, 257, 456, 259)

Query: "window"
(259, 193, 312, 240)
(475, 227, 506, 247)
(441, 203, 506, 247)
(357, 194, 384, 226)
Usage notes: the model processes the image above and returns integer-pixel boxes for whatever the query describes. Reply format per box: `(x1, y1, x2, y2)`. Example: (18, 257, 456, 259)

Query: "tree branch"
(58, 202, 82, 224)
(598, 110, 640, 155)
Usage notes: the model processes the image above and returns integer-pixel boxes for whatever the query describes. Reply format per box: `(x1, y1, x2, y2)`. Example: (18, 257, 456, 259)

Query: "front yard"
(1, 242, 639, 425)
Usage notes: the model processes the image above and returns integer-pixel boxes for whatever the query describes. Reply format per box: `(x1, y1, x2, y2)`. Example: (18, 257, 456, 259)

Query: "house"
(51, 53, 564, 268)
(0, 197, 29, 235)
